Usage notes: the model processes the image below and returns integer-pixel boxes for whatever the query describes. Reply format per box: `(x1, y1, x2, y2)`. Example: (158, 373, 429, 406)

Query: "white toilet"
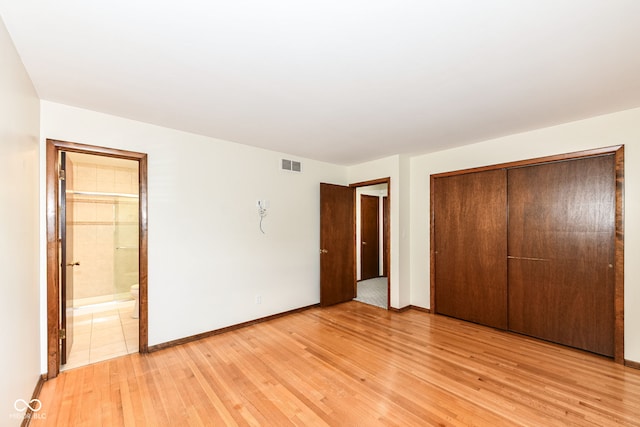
(130, 284, 140, 319)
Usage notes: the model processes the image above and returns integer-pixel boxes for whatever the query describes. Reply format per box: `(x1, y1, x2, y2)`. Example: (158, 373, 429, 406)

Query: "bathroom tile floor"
(62, 299, 139, 371)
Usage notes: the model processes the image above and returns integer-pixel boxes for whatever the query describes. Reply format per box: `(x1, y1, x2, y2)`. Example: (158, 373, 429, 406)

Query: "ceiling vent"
(281, 159, 302, 173)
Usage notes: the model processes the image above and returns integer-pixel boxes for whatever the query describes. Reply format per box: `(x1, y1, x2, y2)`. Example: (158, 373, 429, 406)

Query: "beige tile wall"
(69, 158, 138, 304)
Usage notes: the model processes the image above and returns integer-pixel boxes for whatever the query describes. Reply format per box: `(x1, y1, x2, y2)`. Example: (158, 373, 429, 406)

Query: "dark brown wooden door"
(433, 170, 508, 329)
(320, 183, 356, 306)
(360, 195, 379, 280)
(60, 152, 75, 365)
(508, 155, 615, 356)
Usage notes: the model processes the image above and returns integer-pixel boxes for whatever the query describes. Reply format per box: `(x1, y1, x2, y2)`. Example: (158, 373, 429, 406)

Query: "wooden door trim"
(350, 178, 391, 309)
(430, 145, 624, 363)
(46, 139, 149, 379)
(430, 145, 622, 178)
(614, 146, 624, 363)
(383, 196, 390, 278)
(350, 177, 390, 188)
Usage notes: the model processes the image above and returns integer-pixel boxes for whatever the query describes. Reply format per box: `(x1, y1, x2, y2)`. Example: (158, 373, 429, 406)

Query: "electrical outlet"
(255, 295, 262, 304)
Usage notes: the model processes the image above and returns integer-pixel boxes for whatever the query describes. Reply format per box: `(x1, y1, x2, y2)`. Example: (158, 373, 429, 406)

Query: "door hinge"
(59, 328, 66, 340)
(59, 169, 65, 181)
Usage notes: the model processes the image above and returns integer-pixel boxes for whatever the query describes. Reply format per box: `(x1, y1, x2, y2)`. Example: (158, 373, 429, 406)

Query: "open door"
(47, 139, 149, 378)
(59, 152, 75, 365)
(320, 183, 356, 306)
(360, 194, 380, 280)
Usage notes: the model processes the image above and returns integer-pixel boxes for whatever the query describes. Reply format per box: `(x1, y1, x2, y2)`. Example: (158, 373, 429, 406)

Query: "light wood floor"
(32, 302, 640, 426)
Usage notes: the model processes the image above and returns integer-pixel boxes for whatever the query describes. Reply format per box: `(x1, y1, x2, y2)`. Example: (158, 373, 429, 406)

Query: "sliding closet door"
(434, 170, 508, 329)
(508, 155, 615, 356)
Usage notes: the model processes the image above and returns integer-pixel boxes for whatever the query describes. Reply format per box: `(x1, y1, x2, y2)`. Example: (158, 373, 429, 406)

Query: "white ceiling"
(2, 1, 639, 165)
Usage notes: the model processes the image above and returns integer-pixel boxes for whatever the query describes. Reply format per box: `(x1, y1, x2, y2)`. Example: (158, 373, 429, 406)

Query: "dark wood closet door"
(508, 155, 615, 356)
(434, 170, 508, 329)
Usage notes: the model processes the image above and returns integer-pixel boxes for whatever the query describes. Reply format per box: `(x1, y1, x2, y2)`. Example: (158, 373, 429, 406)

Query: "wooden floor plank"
(30, 302, 640, 426)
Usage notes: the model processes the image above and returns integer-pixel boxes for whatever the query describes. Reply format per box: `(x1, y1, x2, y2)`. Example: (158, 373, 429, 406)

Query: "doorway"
(46, 139, 148, 379)
(355, 183, 389, 309)
(62, 152, 140, 370)
(319, 177, 390, 309)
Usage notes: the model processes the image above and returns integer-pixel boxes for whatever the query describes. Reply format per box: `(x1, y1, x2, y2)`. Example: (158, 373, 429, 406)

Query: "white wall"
(409, 107, 640, 363)
(39, 102, 347, 369)
(0, 17, 41, 424)
(398, 154, 411, 308)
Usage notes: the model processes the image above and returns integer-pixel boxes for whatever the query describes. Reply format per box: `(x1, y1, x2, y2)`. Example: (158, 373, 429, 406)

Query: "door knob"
(66, 262, 80, 267)
(320, 249, 328, 254)
(362, 241, 367, 245)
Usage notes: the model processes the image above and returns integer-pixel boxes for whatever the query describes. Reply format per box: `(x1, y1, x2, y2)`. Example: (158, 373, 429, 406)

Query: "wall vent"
(281, 159, 302, 173)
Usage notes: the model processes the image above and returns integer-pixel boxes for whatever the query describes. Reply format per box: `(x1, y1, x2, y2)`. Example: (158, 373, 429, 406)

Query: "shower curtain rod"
(67, 190, 139, 199)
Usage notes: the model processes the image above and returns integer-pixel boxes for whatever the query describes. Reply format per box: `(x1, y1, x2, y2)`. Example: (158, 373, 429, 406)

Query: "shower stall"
(67, 153, 140, 307)
(113, 195, 140, 300)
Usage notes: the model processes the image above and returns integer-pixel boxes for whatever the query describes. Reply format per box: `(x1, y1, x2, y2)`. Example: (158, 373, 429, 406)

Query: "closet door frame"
(430, 145, 624, 364)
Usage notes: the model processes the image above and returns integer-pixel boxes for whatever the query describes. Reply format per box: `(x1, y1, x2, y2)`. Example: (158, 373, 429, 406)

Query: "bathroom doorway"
(62, 152, 139, 370)
(46, 139, 148, 379)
